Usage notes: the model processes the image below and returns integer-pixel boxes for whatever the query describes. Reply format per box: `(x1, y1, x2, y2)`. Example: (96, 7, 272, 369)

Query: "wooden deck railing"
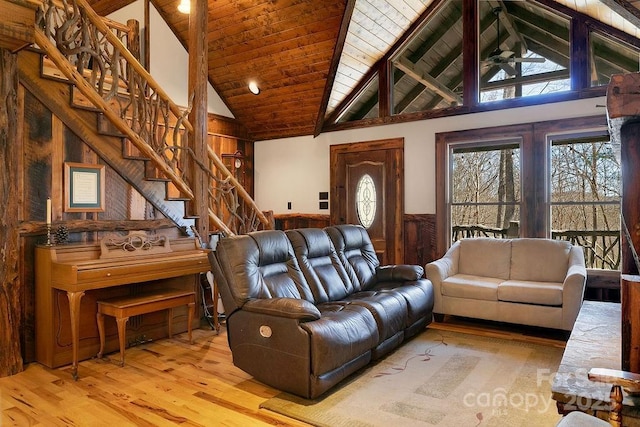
(453, 224, 620, 270)
(34, 0, 271, 235)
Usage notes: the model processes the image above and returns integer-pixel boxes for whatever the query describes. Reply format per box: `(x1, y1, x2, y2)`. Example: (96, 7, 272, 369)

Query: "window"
(590, 31, 640, 87)
(391, 0, 464, 114)
(549, 134, 621, 269)
(479, 2, 571, 103)
(450, 142, 521, 240)
(436, 116, 618, 270)
(355, 173, 376, 228)
(324, 0, 640, 132)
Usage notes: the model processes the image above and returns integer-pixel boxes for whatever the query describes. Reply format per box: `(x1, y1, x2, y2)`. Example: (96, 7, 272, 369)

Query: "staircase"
(28, 0, 271, 237)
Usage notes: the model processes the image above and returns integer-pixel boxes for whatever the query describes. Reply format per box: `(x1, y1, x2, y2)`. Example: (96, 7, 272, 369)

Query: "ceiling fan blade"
(499, 63, 517, 76)
(511, 57, 546, 63)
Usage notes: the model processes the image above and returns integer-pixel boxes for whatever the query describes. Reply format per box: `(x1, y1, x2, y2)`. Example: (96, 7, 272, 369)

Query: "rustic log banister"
(37, 0, 190, 132)
(206, 145, 270, 232)
(166, 144, 271, 235)
(33, 0, 271, 239)
(34, 29, 194, 200)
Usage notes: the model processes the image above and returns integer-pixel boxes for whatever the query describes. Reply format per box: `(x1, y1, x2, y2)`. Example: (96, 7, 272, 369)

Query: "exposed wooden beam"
(394, 57, 462, 105)
(481, 69, 569, 91)
(313, 0, 355, 137)
(599, 0, 640, 28)
(490, 0, 528, 53)
(395, 10, 496, 114)
(188, 0, 209, 238)
(0, 47, 23, 377)
(463, 0, 478, 106)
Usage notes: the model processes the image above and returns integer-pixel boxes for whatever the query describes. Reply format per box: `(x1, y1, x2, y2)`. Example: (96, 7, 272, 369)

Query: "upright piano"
(35, 232, 210, 378)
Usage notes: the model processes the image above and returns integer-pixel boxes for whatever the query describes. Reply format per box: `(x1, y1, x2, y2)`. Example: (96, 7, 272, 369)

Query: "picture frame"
(64, 162, 105, 212)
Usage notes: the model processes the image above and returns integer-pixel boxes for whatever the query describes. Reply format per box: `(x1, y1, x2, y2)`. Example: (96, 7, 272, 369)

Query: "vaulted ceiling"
(86, 0, 640, 141)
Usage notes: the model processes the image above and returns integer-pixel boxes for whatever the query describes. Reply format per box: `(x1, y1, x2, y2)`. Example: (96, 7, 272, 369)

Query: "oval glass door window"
(355, 173, 376, 228)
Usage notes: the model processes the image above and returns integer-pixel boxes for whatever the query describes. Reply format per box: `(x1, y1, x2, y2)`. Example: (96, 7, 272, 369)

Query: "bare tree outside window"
(449, 134, 620, 270)
(451, 143, 520, 240)
(551, 137, 620, 269)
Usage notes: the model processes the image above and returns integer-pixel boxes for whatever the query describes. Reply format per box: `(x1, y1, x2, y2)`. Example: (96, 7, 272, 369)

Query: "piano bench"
(96, 288, 196, 367)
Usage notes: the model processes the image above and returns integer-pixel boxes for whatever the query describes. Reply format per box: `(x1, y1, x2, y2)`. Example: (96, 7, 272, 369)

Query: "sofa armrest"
(561, 245, 588, 330)
(424, 241, 460, 314)
(425, 241, 460, 283)
(243, 297, 321, 321)
(376, 264, 424, 281)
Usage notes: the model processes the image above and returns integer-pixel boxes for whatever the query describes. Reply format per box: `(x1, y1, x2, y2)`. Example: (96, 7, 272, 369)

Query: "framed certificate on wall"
(64, 162, 105, 212)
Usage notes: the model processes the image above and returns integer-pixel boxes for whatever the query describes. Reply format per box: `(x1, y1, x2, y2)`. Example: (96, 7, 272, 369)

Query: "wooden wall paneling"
(52, 117, 64, 223)
(241, 139, 254, 196)
(21, 236, 38, 363)
(404, 214, 436, 268)
(102, 159, 130, 221)
(22, 90, 52, 224)
(620, 120, 640, 372)
(0, 48, 23, 376)
(273, 214, 330, 230)
(19, 88, 54, 367)
(16, 83, 31, 364)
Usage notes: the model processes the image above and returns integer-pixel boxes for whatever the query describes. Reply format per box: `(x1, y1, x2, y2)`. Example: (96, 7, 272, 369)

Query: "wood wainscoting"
(273, 213, 437, 268)
(274, 214, 331, 230)
(404, 214, 437, 268)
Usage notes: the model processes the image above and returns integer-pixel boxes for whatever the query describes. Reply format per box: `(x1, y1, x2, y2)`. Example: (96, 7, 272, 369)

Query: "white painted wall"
(107, 1, 233, 117)
(255, 97, 606, 215)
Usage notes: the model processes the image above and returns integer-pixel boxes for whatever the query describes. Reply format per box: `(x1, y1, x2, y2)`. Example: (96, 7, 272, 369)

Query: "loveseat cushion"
(498, 280, 563, 306)
(510, 238, 571, 283)
(458, 238, 511, 280)
(441, 274, 501, 301)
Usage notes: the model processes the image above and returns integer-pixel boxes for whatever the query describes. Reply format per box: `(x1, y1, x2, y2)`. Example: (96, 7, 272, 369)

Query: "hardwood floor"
(0, 327, 309, 426)
(1, 319, 566, 426)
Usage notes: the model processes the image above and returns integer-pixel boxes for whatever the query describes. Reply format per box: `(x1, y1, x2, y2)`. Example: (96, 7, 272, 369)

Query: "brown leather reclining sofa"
(208, 224, 434, 399)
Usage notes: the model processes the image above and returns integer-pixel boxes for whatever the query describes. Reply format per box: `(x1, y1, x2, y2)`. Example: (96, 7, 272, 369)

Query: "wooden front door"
(330, 138, 404, 265)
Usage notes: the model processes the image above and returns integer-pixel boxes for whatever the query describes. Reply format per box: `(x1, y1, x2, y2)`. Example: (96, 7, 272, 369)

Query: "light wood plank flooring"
(1, 319, 566, 426)
(1, 327, 309, 426)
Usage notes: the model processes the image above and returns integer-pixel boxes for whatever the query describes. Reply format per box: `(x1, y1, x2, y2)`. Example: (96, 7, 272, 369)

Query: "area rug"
(260, 329, 564, 426)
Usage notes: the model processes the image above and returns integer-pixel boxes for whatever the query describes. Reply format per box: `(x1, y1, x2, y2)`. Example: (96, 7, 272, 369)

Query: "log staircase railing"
(34, 0, 271, 236)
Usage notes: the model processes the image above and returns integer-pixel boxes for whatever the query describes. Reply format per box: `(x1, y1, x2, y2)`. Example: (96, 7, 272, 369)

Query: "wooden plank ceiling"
(85, 0, 640, 141)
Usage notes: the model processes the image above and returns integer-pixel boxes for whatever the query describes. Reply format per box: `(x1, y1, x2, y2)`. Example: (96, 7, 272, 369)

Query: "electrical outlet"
(287, 202, 292, 210)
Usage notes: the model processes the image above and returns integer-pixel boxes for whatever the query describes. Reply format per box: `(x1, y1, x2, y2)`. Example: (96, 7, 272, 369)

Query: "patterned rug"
(260, 329, 564, 426)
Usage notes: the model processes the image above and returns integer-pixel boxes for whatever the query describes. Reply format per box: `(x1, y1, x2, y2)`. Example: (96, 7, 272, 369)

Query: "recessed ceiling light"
(248, 81, 260, 95)
(177, 0, 190, 14)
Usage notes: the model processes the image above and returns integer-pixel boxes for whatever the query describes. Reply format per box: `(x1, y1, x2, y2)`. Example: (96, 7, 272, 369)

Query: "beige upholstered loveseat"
(425, 238, 587, 331)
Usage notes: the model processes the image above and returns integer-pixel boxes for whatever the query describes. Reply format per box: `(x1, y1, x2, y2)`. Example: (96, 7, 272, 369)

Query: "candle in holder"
(46, 198, 51, 225)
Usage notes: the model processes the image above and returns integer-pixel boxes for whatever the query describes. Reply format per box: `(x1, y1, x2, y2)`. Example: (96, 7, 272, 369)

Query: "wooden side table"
(552, 301, 640, 422)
